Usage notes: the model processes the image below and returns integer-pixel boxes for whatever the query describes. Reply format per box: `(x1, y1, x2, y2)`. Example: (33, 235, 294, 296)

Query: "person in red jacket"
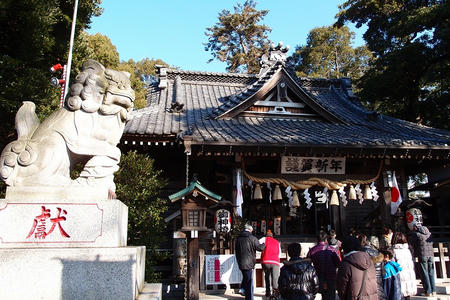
(260, 230, 281, 297)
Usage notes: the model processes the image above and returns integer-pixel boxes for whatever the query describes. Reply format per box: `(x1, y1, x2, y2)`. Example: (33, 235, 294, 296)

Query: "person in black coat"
(278, 243, 319, 300)
(235, 224, 265, 300)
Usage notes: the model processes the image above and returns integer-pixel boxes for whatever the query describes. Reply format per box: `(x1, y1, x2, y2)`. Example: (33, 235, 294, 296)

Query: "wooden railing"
(432, 242, 449, 279)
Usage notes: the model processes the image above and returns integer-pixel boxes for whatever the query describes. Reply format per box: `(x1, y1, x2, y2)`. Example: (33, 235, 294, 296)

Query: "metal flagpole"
(63, 0, 79, 100)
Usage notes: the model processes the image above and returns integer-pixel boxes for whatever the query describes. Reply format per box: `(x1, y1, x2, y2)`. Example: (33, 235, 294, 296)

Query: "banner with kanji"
(281, 156, 345, 174)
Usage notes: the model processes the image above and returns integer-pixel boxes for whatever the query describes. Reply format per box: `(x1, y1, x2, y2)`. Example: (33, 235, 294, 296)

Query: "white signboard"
(205, 255, 242, 285)
(281, 156, 345, 174)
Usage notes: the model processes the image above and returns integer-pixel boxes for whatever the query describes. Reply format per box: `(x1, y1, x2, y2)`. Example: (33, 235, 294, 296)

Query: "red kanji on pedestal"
(26, 206, 70, 239)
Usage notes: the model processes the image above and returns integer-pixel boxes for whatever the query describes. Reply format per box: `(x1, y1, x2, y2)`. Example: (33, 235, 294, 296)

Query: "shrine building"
(120, 44, 450, 283)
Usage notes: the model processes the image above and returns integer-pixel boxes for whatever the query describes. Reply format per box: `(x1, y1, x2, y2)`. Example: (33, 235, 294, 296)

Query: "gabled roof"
(169, 180, 222, 202)
(124, 52, 450, 152)
(212, 63, 345, 123)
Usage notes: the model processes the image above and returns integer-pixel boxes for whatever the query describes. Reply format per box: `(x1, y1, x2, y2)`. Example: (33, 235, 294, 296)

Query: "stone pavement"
(413, 280, 450, 300)
(199, 287, 268, 300)
(197, 280, 450, 300)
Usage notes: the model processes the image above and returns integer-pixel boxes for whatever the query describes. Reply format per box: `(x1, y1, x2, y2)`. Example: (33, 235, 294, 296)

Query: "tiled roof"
(124, 65, 450, 150)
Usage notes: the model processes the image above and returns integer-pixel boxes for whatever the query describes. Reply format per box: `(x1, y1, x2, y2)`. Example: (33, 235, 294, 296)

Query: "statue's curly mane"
(65, 60, 134, 121)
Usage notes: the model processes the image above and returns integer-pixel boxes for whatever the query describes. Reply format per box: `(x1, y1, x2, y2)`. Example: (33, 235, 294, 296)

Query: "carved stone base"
(0, 197, 128, 248)
(0, 246, 145, 300)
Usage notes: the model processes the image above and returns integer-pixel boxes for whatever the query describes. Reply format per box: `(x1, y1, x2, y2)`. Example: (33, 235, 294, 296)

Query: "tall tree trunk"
(334, 46, 340, 77)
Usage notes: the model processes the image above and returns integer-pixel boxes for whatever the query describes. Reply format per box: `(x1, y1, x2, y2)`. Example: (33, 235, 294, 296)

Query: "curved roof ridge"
(329, 85, 371, 116)
(166, 68, 256, 78)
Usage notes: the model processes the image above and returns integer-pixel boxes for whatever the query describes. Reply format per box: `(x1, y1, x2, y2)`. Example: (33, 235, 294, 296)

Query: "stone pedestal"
(0, 187, 146, 300)
(0, 247, 145, 300)
(0, 198, 128, 248)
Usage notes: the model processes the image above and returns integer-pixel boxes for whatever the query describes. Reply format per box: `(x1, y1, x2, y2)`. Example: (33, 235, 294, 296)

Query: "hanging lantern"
(364, 184, 373, 200)
(330, 190, 339, 206)
(292, 190, 300, 208)
(273, 184, 282, 200)
(348, 185, 357, 200)
(253, 184, 263, 200)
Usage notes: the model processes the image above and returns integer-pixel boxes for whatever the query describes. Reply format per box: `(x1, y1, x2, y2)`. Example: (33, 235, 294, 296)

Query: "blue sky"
(87, 0, 365, 72)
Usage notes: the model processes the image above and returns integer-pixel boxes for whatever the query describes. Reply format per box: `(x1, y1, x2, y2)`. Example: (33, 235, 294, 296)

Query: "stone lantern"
(169, 181, 222, 300)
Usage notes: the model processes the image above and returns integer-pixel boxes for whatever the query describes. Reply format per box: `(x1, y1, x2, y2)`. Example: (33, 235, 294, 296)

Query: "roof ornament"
(168, 75, 185, 113)
(258, 42, 290, 77)
(155, 64, 168, 89)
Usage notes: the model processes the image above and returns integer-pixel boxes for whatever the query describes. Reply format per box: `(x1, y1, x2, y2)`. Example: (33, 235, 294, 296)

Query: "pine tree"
(204, 0, 271, 74)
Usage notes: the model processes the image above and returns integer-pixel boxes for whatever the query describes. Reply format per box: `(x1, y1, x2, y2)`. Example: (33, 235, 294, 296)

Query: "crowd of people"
(235, 223, 436, 300)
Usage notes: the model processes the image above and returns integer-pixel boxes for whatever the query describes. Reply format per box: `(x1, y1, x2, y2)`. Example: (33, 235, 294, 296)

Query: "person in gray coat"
(408, 225, 436, 296)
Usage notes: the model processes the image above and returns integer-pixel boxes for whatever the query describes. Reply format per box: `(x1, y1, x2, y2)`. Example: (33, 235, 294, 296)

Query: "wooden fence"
(432, 242, 449, 279)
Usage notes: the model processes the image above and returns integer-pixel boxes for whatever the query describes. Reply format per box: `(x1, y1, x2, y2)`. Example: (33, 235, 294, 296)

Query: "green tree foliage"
(0, 0, 102, 148)
(205, 0, 271, 73)
(336, 0, 449, 129)
(73, 31, 170, 109)
(118, 58, 169, 109)
(114, 150, 168, 281)
(73, 32, 120, 72)
(289, 25, 373, 80)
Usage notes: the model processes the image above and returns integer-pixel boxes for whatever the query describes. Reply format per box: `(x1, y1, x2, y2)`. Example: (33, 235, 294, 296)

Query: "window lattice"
(188, 210, 200, 227)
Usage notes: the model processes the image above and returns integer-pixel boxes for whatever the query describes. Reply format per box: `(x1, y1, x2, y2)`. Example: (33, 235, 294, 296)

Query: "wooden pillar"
(339, 201, 345, 236)
(331, 205, 340, 233)
(314, 202, 318, 236)
(438, 243, 447, 279)
(282, 199, 287, 234)
(199, 248, 205, 291)
(187, 236, 199, 300)
(383, 189, 392, 226)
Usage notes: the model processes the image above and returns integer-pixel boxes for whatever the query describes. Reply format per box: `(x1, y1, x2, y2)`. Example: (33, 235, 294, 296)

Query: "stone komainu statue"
(0, 60, 135, 192)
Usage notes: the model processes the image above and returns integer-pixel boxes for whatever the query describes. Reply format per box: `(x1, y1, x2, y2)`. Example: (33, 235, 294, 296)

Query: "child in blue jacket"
(381, 249, 403, 300)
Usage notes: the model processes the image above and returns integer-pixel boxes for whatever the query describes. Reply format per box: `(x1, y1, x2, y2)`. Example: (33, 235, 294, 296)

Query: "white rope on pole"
(63, 0, 79, 100)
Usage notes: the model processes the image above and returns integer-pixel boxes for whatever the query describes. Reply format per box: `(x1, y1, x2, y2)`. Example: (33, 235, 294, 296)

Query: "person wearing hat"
(235, 223, 265, 300)
(260, 230, 281, 297)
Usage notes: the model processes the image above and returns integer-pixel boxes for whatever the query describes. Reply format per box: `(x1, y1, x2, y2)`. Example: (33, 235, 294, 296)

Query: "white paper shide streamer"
(355, 184, 363, 204)
(267, 182, 272, 203)
(370, 182, 379, 201)
(285, 186, 293, 207)
(339, 186, 347, 207)
(315, 187, 328, 208)
(304, 188, 312, 209)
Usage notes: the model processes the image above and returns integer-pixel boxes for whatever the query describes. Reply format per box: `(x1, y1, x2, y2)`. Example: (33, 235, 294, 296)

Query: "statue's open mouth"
(104, 88, 135, 110)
